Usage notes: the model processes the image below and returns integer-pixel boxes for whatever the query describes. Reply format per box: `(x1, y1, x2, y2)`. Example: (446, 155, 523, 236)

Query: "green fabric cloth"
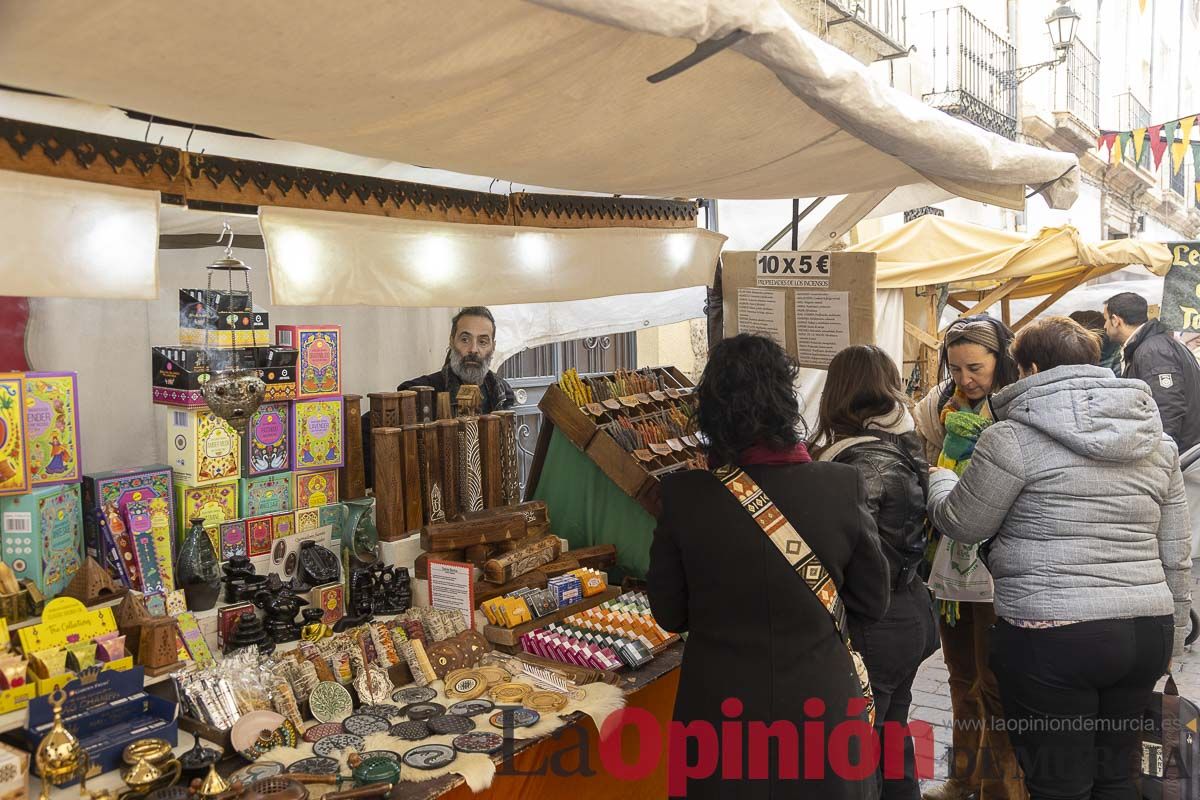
(531, 427, 656, 582)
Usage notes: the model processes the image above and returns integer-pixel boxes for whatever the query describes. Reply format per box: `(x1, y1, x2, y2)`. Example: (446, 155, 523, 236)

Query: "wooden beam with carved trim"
(0, 116, 698, 229)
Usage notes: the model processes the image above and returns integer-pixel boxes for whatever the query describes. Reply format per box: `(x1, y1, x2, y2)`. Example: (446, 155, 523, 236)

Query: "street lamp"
(1006, 0, 1082, 85)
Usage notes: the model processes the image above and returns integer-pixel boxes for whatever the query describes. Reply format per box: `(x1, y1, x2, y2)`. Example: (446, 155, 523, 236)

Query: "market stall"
(0, 0, 1097, 795)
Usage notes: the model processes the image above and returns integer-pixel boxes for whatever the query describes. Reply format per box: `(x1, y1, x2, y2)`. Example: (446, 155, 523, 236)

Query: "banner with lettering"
(1161, 242, 1200, 332)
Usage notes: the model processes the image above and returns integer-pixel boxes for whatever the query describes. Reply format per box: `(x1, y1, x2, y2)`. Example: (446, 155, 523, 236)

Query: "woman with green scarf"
(913, 315, 1024, 800)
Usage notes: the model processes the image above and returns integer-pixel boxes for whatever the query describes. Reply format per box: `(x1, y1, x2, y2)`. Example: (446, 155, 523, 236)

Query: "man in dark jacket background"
(1104, 291, 1200, 452)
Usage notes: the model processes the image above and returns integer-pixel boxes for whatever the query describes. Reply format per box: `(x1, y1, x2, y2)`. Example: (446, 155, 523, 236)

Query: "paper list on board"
(794, 290, 849, 368)
(736, 287, 786, 347)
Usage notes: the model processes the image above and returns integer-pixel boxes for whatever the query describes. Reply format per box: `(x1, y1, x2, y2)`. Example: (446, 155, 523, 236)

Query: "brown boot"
(922, 778, 975, 800)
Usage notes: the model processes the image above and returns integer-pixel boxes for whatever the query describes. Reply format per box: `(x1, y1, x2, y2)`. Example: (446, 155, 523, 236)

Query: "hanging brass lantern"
(35, 688, 88, 800)
(200, 222, 265, 437)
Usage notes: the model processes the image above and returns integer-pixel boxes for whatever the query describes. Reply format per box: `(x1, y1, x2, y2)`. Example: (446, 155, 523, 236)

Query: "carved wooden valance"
(0, 116, 697, 229)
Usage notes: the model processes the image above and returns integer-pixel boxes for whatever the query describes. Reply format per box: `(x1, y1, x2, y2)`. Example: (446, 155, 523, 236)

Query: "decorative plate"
(229, 761, 284, 785)
(489, 683, 531, 704)
(452, 732, 505, 755)
(302, 722, 345, 743)
(489, 708, 540, 730)
(359, 750, 401, 764)
(428, 714, 476, 736)
(354, 664, 395, 705)
(388, 720, 431, 741)
(445, 671, 487, 700)
(312, 733, 365, 757)
(230, 710, 287, 754)
(362, 703, 405, 720)
(308, 681, 354, 723)
(343, 713, 390, 737)
(286, 756, 340, 775)
(401, 743, 457, 771)
(402, 702, 446, 721)
(448, 699, 495, 717)
(392, 686, 437, 705)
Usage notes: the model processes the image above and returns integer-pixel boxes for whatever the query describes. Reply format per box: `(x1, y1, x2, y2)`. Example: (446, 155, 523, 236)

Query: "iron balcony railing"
(1059, 39, 1099, 129)
(1115, 92, 1153, 169)
(922, 7, 1018, 140)
(826, 0, 908, 53)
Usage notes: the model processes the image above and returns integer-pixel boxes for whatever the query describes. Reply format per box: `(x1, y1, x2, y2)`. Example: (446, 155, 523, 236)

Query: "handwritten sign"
(1161, 242, 1200, 332)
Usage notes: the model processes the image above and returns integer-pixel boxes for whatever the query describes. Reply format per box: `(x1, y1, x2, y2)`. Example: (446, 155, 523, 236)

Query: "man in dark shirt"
(362, 306, 516, 487)
(398, 306, 516, 412)
(1104, 292, 1200, 452)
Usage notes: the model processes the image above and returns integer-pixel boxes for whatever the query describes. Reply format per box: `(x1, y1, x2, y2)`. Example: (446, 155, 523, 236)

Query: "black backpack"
(1142, 615, 1200, 800)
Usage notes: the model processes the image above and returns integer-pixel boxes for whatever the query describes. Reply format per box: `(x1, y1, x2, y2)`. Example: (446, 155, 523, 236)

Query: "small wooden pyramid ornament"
(62, 557, 126, 606)
(116, 592, 151, 659)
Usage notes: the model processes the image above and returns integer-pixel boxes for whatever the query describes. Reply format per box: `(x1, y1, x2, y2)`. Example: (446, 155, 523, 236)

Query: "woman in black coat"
(814, 345, 940, 800)
(648, 334, 891, 800)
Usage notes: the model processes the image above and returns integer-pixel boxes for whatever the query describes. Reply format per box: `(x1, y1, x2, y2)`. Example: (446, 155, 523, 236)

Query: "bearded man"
(398, 306, 516, 412)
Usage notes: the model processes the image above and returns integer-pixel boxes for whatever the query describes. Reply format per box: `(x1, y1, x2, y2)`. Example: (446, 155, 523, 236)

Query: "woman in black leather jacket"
(815, 345, 940, 800)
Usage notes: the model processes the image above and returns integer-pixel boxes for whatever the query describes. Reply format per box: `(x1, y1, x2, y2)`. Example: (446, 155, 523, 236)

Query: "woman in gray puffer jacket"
(927, 316, 1191, 800)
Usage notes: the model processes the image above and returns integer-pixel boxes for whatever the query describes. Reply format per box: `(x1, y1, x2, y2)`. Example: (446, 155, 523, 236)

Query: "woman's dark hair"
(812, 345, 908, 449)
(696, 334, 804, 467)
(938, 314, 1019, 393)
(1011, 316, 1101, 372)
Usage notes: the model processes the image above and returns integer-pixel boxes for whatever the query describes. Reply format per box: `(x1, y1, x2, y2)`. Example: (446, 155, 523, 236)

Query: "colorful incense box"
(292, 399, 344, 470)
(167, 408, 241, 486)
(295, 470, 338, 509)
(1, 483, 83, 598)
(271, 511, 295, 540)
(82, 465, 175, 575)
(178, 289, 270, 349)
(219, 520, 247, 560)
(312, 583, 344, 626)
(254, 347, 298, 403)
(246, 516, 273, 557)
(0, 375, 30, 496)
(275, 325, 341, 399)
(151, 346, 256, 408)
(243, 402, 292, 477)
(22, 372, 82, 487)
(175, 479, 239, 551)
(239, 472, 293, 518)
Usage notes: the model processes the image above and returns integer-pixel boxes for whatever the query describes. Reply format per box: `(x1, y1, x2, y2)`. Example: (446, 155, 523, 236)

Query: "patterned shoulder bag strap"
(713, 464, 876, 725)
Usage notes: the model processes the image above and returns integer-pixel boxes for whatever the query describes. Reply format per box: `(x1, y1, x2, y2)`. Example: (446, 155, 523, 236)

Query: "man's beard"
(449, 349, 492, 385)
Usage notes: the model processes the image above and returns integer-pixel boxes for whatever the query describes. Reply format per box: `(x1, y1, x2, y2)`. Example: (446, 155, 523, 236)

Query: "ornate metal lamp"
(199, 223, 265, 437)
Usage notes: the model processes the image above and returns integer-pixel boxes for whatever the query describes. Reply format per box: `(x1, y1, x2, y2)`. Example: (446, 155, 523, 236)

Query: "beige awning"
(851, 215, 1172, 297)
(0, 0, 1078, 210)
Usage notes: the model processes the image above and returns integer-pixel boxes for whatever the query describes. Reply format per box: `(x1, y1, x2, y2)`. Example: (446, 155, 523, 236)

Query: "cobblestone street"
(912, 564, 1200, 789)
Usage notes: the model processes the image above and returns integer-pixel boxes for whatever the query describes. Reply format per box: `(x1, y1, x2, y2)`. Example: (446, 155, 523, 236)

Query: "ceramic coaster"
(286, 756, 340, 775)
(343, 713, 390, 737)
(427, 714, 476, 736)
(402, 702, 446, 721)
(452, 732, 505, 755)
(388, 720, 431, 741)
(362, 703, 405, 720)
(229, 761, 284, 784)
(302, 722, 345, 743)
(392, 686, 437, 705)
(308, 681, 354, 723)
(312, 732, 365, 757)
(489, 708, 540, 730)
(359, 750, 401, 764)
(401, 743, 456, 771)
(448, 699, 495, 717)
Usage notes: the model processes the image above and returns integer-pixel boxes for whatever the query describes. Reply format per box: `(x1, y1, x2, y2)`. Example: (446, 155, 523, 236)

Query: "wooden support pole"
(946, 298, 970, 313)
(1001, 297, 1012, 326)
(947, 277, 1028, 325)
(1012, 266, 1107, 331)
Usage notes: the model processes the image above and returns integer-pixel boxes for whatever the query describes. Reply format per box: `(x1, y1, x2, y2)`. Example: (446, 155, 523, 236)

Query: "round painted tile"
(402, 702, 446, 721)
(448, 699, 495, 717)
(489, 708, 540, 730)
(343, 713, 390, 737)
(302, 722, 345, 743)
(308, 681, 354, 723)
(427, 714, 476, 736)
(286, 756, 340, 775)
(229, 761, 284, 784)
(392, 686, 437, 705)
(362, 703, 405, 720)
(359, 750, 400, 763)
(402, 743, 456, 771)
(312, 733, 365, 757)
(388, 720, 431, 741)
(452, 732, 505, 755)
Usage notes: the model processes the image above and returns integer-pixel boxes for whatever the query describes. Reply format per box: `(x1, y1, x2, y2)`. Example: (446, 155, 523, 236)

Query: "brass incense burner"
(35, 688, 89, 800)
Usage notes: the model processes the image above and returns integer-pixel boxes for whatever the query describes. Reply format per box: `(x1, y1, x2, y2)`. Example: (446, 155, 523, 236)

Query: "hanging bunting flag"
(1174, 116, 1195, 175)
(1098, 132, 1117, 154)
(1148, 124, 1168, 168)
(1132, 127, 1148, 163)
(1164, 120, 1179, 171)
(1192, 141, 1200, 178)
(1118, 131, 1132, 164)
(1139, 0, 1148, 11)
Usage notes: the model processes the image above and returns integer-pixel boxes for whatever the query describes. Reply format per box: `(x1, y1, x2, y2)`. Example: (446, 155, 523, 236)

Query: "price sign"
(755, 251, 831, 288)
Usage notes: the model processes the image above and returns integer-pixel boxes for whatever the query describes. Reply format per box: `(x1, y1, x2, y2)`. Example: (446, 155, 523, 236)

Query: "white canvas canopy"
(0, 0, 1078, 211)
